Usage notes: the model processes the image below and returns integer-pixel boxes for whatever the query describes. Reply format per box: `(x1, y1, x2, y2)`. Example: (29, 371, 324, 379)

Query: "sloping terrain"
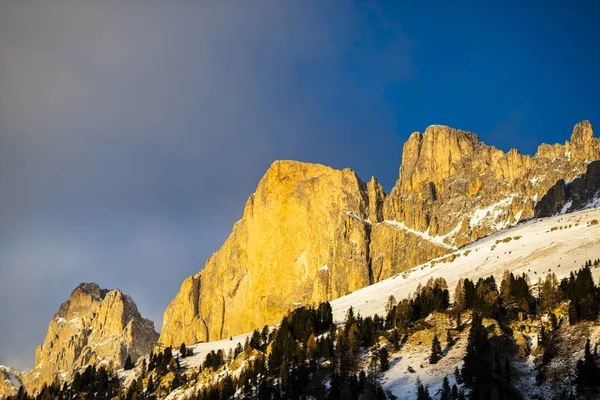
(160, 121, 600, 349)
(127, 207, 600, 399)
(330, 207, 600, 323)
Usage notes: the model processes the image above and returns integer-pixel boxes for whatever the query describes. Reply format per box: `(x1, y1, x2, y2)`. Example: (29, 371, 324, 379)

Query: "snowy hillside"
(115, 207, 600, 399)
(331, 207, 600, 322)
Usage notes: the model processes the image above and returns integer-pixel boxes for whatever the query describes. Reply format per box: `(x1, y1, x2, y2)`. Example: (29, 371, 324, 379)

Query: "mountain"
(0, 367, 22, 398)
(159, 120, 600, 348)
(15, 283, 159, 395)
(155, 206, 600, 400)
(534, 159, 600, 217)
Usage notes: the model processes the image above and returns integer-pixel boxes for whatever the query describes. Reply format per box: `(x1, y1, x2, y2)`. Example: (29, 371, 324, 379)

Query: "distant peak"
(71, 282, 109, 301)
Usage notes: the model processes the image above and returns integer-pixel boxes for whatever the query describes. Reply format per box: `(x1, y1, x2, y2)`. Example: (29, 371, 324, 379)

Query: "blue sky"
(0, 0, 598, 369)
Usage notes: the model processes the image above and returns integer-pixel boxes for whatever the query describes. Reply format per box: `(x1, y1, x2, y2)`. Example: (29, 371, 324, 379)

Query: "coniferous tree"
(462, 313, 491, 386)
(440, 376, 451, 400)
(451, 384, 459, 400)
(378, 346, 390, 372)
(416, 378, 432, 400)
(234, 342, 243, 358)
(124, 354, 134, 370)
(575, 339, 600, 389)
(429, 334, 442, 364)
(179, 343, 187, 358)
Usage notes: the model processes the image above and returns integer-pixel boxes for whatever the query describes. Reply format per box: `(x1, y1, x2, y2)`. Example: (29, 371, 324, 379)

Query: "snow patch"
(469, 196, 514, 230)
(559, 200, 573, 215)
(381, 220, 458, 250)
(344, 211, 371, 225)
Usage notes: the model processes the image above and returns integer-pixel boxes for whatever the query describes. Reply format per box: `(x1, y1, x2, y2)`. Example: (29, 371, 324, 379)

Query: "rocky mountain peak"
(18, 283, 158, 395)
(159, 120, 600, 353)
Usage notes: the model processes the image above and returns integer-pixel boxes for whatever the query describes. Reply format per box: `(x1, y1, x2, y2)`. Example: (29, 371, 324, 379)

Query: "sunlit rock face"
(20, 283, 158, 395)
(160, 121, 599, 348)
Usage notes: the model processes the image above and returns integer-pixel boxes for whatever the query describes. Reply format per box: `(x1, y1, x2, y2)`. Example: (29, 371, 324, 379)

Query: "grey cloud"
(0, 1, 412, 368)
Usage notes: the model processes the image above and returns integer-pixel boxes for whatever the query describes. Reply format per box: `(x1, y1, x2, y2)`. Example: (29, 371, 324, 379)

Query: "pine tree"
(451, 384, 459, 400)
(440, 376, 451, 400)
(575, 339, 600, 388)
(124, 354, 134, 370)
(416, 378, 432, 400)
(179, 343, 187, 358)
(446, 330, 453, 347)
(461, 313, 491, 387)
(429, 334, 442, 364)
(234, 342, 243, 358)
(379, 346, 390, 371)
(146, 375, 154, 393)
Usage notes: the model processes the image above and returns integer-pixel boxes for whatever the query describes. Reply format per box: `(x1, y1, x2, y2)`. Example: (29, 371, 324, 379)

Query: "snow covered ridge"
(330, 206, 600, 323)
(345, 194, 527, 251)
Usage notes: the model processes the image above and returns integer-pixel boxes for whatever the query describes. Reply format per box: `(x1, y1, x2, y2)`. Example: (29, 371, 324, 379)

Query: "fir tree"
(179, 342, 187, 358)
(124, 354, 134, 370)
(429, 334, 442, 364)
(461, 313, 491, 387)
(416, 378, 432, 400)
(575, 339, 600, 389)
(440, 376, 451, 400)
(379, 346, 390, 372)
(451, 384, 459, 400)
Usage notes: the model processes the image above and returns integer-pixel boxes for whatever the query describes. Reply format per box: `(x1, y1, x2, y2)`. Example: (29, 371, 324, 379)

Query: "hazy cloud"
(0, 1, 412, 368)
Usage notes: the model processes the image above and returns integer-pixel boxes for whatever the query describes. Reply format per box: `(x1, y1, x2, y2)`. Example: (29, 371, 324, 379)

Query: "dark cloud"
(0, 1, 411, 368)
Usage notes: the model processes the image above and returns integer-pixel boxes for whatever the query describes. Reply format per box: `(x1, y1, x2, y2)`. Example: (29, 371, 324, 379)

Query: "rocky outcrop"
(20, 283, 158, 395)
(160, 162, 386, 347)
(160, 121, 600, 348)
(0, 366, 22, 398)
(535, 160, 600, 217)
(383, 121, 599, 249)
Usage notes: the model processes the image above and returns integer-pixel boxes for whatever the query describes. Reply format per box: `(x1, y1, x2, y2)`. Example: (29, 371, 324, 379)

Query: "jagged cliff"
(534, 159, 600, 217)
(0, 366, 22, 398)
(19, 283, 159, 395)
(159, 121, 600, 348)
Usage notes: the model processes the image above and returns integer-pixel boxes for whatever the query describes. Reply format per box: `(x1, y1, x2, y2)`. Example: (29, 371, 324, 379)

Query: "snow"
(174, 332, 253, 371)
(559, 200, 572, 215)
(381, 220, 458, 250)
(344, 211, 371, 225)
(330, 207, 600, 324)
(0, 366, 22, 390)
(584, 196, 600, 210)
(468, 196, 514, 230)
(319, 264, 329, 271)
(152, 207, 600, 399)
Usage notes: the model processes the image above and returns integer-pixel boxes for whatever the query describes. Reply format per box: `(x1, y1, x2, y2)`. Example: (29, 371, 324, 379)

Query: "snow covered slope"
(158, 207, 600, 371)
(331, 207, 600, 322)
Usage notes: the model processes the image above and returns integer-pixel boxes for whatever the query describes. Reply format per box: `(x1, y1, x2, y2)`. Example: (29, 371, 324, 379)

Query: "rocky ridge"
(534, 159, 600, 217)
(159, 121, 600, 349)
(0, 367, 22, 398)
(15, 283, 159, 396)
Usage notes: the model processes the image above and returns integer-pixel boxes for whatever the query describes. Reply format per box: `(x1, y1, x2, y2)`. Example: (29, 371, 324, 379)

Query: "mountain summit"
(159, 121, 600, 349)
(15, 283, 159, 395)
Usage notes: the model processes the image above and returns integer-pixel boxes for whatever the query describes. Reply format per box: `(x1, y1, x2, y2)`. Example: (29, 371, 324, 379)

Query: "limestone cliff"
(160, 162, 389, 346)
(20, 283, 158, 395)
(0, 366, 22, 398)
(534, 160, 600, 217)
(160, 121, 600, 348)
(383, 120, 599, 249)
